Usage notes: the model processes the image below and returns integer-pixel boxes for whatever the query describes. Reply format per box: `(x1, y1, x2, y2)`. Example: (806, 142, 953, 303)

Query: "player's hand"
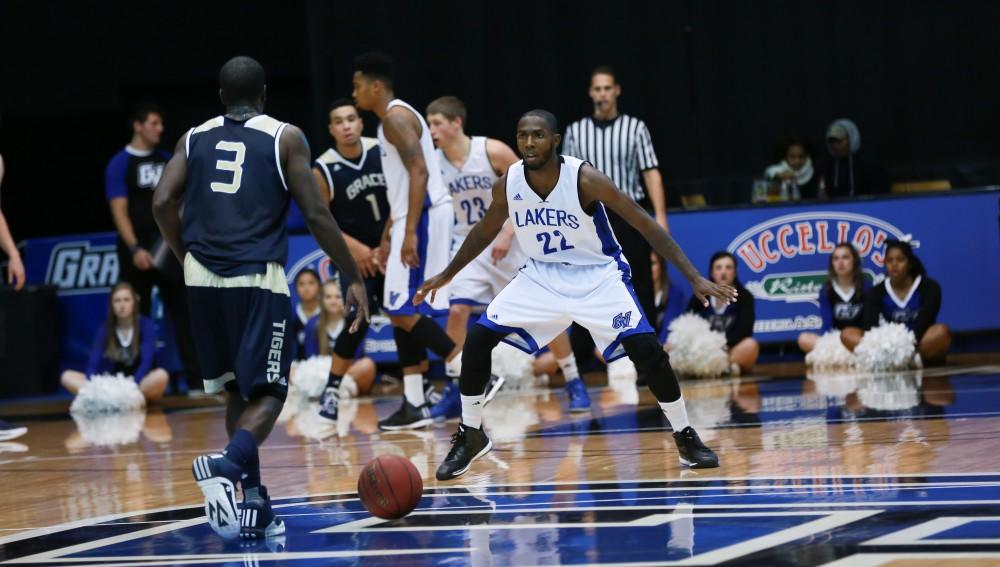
(371, 246, 386, 274)
(413, 272, 451, 306)
(691, 276, 738, 308)
(401, 230, 420, 268)
(491, 232, 513, 265)
(6, 252, 25, 291)
(351, 242, 378, 278)
(133, 249, 154, 271)
(345, 281, 370, 333)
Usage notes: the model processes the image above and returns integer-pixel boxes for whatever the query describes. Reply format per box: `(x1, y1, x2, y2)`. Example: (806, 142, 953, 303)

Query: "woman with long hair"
(843, 239, 951, 364)
(798, 243, 868, 352)
(60, 282, 168, 402)
(684, 252, 758, 374)
(291, 269, 322, 360)
(302, 280, 376, 397)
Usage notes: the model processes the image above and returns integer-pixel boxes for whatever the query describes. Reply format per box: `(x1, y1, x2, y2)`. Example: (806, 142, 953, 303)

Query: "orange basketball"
(357, 455, 423, 519)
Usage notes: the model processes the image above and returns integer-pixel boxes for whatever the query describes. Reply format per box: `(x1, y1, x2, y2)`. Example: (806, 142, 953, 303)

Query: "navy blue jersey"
(819, 281, 870, 332)
(183, 115, 290, 277)
(314, 137, 388, 248)
(105, 146, 171, 247)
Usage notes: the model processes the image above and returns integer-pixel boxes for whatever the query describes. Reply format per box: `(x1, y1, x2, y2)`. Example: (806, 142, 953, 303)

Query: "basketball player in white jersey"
(416, 110, 737, 479)
(426, 96, 590, 418)
(351, 52, 462, 430)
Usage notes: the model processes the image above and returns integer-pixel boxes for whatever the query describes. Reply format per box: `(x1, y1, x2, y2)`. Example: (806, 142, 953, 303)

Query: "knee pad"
(622, 333, 669, 374)
(333, 315, 369, 359)
(392, 326, 425, 367)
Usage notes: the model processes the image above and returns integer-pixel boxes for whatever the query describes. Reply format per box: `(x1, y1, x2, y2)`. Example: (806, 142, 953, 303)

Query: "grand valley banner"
(22, 188, 999, 371)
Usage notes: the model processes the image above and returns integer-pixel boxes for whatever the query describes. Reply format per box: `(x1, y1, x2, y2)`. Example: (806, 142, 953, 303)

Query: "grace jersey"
(315, 137, 389, 248)
(183, 114, 290, 277)
(506, 156, 630, 275)
(438, 136, 497, 241)
(376, 99, 451, 221)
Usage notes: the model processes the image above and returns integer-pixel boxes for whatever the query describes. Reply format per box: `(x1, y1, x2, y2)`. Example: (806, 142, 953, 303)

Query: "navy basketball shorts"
(184, 255, 292, 402)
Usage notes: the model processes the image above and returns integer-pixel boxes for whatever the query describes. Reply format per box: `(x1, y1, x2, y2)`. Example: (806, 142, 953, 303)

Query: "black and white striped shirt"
(562, 114, 659, 204)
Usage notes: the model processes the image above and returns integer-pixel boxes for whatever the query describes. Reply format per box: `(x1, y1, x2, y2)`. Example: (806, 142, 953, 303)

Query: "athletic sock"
(445, 350, 463, 379)
(659, 396, 690, 432)
(558, 355, 580, 382)
(461, 394, 485, 429)
(243, 452, 261, 490)
(404, 373, 426, 406)
(326, 372, 343, 390)
(223, 429, 257, 470)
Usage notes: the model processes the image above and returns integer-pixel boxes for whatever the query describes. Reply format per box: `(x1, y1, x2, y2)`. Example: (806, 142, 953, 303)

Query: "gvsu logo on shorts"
(612, 311, 632, 330)
(726, 212, 917, 305)
(45, 241, 119, 295)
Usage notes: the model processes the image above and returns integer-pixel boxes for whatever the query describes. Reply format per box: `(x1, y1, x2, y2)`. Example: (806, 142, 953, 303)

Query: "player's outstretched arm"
(414, 177, 509, 305)
(282, 124, 369, 329)
(153, 135, 190, 264)
(578, 165, 738, 307)
(382, 108, 429, 268)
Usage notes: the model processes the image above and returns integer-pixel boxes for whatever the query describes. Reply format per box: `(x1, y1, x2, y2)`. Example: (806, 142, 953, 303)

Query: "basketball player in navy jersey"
(426, 96, 589, 417)
(311, 98, 389, 421)
(352, 52, 462, 431)
(416, 111, 736, 479)
(153, 56, 367, 540)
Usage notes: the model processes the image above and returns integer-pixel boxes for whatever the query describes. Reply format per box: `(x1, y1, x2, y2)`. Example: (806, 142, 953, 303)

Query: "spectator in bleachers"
(765, 138, 821, 200)
(60, 282, 168, 403)
(842, 239, 951, 365)
(291, 269, 322, 360)
(652, 253, 686, 345)
(685, 252, 758, 374)
(797, 243, 869, 353)
(823, 118, 889, 197)
(302, 280, 376, 398)
(105, 103, 201, 393)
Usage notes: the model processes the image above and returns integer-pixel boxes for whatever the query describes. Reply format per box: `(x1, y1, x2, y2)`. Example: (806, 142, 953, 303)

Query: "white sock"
(403, 374, 426, 406)
(557, 355, 580, 382)
(461, 394, 485, 429)
(659, 396, 690, 432)
(445, 350, 463, 378)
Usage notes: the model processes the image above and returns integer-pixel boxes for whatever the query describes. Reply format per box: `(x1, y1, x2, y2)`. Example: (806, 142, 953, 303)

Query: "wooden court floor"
(1, 362, 999, 565)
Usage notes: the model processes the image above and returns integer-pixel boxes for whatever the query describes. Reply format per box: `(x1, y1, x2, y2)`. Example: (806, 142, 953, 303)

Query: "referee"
(563, 65, 669, 373)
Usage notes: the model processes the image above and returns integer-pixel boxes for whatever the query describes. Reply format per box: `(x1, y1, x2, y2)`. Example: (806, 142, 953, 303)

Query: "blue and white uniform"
(377, 99, 453, 315)
(440, 136, 526, 306)
(182, 114, 294, 400)
(478, 156, 654, 362)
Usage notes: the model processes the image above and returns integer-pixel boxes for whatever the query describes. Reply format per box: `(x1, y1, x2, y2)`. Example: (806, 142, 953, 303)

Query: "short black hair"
(294, 268, 321, 285)
(328, 97, 357, 114)
(519, 109, 559, 134)
(884, 239, 926, 278)
(219, 56, 266, 105)
(591, 65, 617, 83)
(130, 102, 162, 126)
(353, 52, 394, 87)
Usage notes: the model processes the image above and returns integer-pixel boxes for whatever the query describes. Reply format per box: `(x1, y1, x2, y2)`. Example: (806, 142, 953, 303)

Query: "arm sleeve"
(135, 317, 156, 379)
(819, 286, 834, 333)
(912, 278, 942, 341)
(862, 285, 883, 330)
(104, 152, 129, 201)
(635, 121, 660, 171)
(86, 325, 108, 377)
(726, 293, 756, 347)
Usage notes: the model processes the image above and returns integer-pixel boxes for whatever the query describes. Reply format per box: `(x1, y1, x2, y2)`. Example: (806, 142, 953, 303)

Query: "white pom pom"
(71, 411, 146, 447)
(854, 323, 917, 372)
(805, 331, 855, 369)
(292, 356, 332, 399)
(70, 373, 146, 417)
(491, 342, 536, 390)
(856, 372, 921, 411)
(665, 313, 730, 378)
(808, 370, 860, 399)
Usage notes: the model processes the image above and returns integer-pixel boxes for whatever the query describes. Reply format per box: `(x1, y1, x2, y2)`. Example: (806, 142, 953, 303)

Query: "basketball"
(357, 455, 423, 519)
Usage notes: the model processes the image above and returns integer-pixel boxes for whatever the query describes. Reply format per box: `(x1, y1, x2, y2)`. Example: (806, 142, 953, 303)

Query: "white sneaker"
(338, 375, 358, 399)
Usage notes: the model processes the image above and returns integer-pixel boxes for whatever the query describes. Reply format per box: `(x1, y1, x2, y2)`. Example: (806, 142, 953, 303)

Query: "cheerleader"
(302, 280, 376, 397)
(842, 239, 951, 364)
(60, 282, 167, 402)
(798, 243, 869, 352)
(291, 269, 322, 360)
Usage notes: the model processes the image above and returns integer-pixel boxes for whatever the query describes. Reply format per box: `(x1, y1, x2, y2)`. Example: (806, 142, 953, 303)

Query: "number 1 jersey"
(183, 115, 291, 277)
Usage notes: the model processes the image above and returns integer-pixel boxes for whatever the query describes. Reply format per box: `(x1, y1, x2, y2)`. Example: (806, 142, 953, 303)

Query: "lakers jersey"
(438, 136, 497, 241)
(376, 99, 450, 221)
(183, 114, 290, 277)
(314, 137, 389, 248)
(506, 156, 630, 276)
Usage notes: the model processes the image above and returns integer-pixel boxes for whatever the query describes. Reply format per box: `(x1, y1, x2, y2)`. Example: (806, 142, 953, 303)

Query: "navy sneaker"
(240, 486, 286, 540)
(565, 379, 592, 412)
(192, 453, 244, 539)
(0, 420, 27, 442)
(317, 386, 338, 423)
(430, 382, 462, 421)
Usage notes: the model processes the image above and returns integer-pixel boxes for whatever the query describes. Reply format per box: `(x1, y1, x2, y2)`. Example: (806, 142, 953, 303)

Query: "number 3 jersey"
(183, 115, 291, 277)
(506, 155, 630, 273)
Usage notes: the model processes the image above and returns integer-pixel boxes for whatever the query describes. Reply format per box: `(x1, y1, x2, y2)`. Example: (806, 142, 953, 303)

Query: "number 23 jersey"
(506, 156, 630, 273)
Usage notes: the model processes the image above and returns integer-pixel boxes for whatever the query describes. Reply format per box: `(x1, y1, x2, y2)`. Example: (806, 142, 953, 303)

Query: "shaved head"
(519, 109, 558, 135)
(219, 56, 265, 107)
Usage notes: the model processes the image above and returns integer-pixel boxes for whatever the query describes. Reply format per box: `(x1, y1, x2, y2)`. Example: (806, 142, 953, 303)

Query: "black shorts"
(363, 274, 385, 315)
(187, 285, 292, 402)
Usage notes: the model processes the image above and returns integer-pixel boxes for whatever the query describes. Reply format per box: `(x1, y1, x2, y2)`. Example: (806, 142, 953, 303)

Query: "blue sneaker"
(565, 379, 591, 413)
(430, 382, 462, 421)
